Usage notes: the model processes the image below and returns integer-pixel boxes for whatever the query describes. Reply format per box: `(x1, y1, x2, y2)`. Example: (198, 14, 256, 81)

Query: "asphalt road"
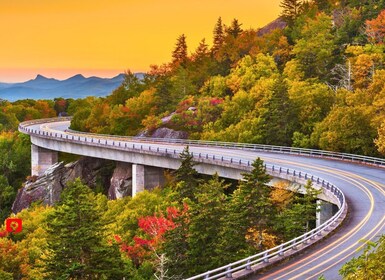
(23, 120, 385, 280)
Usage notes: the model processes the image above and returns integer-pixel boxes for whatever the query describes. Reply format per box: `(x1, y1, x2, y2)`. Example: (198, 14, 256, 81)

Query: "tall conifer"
(280, 0, 303, 24)
(172, 34, 188, 65)
(44, 179, 125, 279)
(212, 17, 224, 54)
(227, 18, 243, 38)
(174, 146, 200, 202)
(218, 158, 273, 263)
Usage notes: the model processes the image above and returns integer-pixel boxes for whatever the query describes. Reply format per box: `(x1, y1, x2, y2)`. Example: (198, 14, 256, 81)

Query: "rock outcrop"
(108, 162, 132, 199)
(12, 162, 66, 213)
(150, 127, 188, 139)
(12, 157, 115, 213)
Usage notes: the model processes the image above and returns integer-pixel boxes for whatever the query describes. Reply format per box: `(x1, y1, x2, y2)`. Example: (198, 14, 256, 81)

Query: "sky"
(0, 0, 282, 82)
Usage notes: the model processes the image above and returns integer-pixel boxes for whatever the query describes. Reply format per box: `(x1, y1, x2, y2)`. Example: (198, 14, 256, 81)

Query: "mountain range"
(0, 73, 134, 101)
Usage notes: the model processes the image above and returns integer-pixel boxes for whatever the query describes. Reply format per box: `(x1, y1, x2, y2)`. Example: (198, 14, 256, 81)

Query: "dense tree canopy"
(3, 2, 385, 278)
(44, 179, 125, 279)
(64, 9, 385, 158)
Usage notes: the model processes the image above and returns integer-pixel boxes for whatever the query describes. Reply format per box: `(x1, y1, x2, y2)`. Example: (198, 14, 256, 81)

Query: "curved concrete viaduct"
(18, 118, 385, 280)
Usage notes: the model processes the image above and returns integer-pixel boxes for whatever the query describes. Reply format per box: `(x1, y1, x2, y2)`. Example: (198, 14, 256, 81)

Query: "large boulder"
(150, 127, 188, 139)
(12, 162, 66, 213)
(108, 162, 132, 199)
(12, 157, 113, 213)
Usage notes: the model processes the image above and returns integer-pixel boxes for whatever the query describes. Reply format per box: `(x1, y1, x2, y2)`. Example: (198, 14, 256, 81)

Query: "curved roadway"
(23, 120, 385, 280)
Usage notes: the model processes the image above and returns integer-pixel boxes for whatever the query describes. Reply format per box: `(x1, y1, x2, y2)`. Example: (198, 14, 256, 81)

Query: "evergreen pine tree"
(298, 180, 322, 232)
(226, 18, 243, 38)
(212, 17, 224, 54)
(280, 0, 303, 24)
(186, 174, 228, 275)
(218, 158, 273, 263)
(172, 34, 188, 66)
(192, 38, 209, 62)
(43, 178, 125, 279)
(259, 76, 297, 146)
(275, 180, 322, 240)
(174, 146, 200, 202)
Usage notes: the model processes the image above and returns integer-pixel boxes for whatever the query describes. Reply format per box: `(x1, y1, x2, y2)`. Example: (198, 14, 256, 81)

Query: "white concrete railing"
(19, 118, 347, 279)
(18, 117, 385, 168)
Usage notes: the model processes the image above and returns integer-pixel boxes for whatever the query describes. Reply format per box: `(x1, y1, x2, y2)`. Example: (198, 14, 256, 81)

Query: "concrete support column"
(132, 164, 145, 196)
(31, 144, 58, 176)
(316, 200, 334, 227)
(144, 166, 166, 191)
(132, 164, 165, 196)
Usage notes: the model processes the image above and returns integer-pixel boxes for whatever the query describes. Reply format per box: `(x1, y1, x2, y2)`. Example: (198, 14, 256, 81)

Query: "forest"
(69, 0, 385, 158)
(1, 0, 385, 278)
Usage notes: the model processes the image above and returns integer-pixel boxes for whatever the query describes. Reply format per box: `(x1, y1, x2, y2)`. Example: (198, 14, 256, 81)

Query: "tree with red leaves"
(117, 206, 181, 268)
(366, 10, 385, 44)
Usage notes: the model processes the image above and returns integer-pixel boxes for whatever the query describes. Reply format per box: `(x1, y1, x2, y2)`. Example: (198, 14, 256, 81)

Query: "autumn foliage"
(366, 10, 385, 44)
(116, 206, 183, 267)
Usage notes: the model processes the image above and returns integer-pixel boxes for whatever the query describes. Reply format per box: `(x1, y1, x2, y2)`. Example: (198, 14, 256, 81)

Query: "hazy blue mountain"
(0, 73, 135, 101)
(21, 74, 60, 89)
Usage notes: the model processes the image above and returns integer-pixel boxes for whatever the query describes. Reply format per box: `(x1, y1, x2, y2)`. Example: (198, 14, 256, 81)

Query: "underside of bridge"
(30, 142, 336, 226)
(31, 144, 59, 176)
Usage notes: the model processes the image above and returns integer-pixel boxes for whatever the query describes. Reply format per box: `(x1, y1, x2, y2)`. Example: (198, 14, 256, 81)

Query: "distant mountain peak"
(66, 74, 86, 81)
(33, 74, 58, 82)
(35, 74, 48, 80)
(0, 72, 126, 101)
(72, 74, 85, 79)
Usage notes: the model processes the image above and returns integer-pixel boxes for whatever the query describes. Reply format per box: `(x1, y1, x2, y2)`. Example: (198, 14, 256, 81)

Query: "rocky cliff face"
(11, 157, 131, 213)
(149, 127, 188, 139)
(108, 162, 132, 199)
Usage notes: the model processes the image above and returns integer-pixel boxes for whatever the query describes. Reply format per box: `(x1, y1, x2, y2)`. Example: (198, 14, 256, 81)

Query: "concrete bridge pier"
(316, 200, 336, 227)
(31, 144, 58, 176)
(132, 164, 165, 196)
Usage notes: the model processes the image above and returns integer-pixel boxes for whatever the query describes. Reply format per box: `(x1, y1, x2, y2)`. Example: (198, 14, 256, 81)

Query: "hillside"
(2, 1, 385, 278)
(69, 2, 385, 159)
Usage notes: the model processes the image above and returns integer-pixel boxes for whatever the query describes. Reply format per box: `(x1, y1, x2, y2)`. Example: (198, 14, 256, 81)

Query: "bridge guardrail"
(18, 117, 385, 168)
(19, 118, 347, 279)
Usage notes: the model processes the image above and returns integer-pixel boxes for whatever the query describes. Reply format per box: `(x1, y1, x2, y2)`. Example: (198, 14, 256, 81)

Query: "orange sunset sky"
(0, 0, 282, 83)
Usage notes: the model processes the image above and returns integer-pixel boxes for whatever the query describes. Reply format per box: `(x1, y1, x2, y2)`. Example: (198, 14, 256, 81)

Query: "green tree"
(0, 175, 14, 222)
(340, 236, 385, 279)
(280, 0, 303, 24)
(151, 67, 175, 113)
(314, 0, 332, 11)
(212, 17, 224, 55)
(287, 80, 335, 136)
(172, 34, 188, 66)
(44, 179, 125, 279)
(275, 180, 321, 240)
(291, 13, 337, 81)
(219, 158, 273, 263)
(108, 89, 157, 136)
(300, 180, 322, 232)
(174, 146, 200, 202)
(226, 18, 243, 38)
(107, 70, 147, 106)
(311, 105, 377, 155)
(170, 67, 196, 104)
(258, 76, 297, 146)
(186, 174, 228, 275)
